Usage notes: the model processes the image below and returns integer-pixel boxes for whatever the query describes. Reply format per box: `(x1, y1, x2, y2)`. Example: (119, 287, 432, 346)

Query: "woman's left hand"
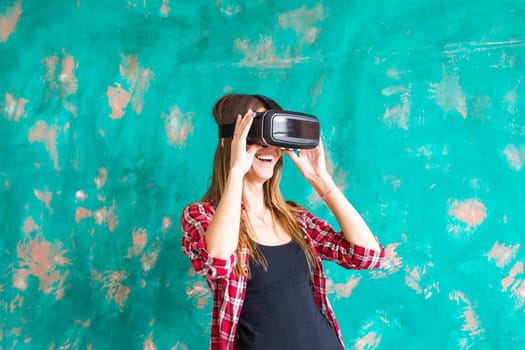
(284, 140, 330, 183)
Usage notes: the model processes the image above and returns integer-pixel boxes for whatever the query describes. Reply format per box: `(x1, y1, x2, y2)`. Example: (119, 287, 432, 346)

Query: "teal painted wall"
(1, 0, 524, 348)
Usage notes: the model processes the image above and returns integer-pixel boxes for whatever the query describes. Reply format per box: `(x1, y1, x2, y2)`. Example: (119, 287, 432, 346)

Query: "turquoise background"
(1, 0, 525, 348)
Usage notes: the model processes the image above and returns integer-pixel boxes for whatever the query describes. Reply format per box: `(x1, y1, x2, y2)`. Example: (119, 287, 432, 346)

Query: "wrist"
(310, 175, 335, 198)
(228, 166, 245, 181)
(319, 185, 337, 200)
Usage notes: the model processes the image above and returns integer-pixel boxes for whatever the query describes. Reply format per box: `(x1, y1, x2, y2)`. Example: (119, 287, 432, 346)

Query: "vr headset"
(218, 95, 320, 149)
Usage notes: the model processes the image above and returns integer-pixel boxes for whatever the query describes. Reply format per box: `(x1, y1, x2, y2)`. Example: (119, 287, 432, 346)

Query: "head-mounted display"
(218, 95, 320, 149)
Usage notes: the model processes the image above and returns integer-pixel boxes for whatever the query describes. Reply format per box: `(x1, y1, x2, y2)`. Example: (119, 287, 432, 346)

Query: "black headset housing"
(218, 95, 320, 149)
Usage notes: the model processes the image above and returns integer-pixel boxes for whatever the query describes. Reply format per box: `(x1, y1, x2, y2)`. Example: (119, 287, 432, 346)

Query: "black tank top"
(236, 240, 342, 350)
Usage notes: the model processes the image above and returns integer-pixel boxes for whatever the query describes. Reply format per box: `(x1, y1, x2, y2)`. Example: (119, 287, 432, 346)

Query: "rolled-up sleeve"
(180, 203, 237, 279)
(303, 210, 384, 270)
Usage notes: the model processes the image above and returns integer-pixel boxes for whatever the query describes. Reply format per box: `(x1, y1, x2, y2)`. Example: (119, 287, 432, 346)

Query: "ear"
(220, 138, 224, 148)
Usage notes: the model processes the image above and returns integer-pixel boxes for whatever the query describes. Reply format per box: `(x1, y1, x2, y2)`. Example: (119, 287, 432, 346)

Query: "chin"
(246, 167, 274, 183)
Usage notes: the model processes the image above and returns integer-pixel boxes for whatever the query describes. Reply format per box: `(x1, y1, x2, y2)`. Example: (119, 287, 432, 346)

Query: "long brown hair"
(201, 93, 318, 277)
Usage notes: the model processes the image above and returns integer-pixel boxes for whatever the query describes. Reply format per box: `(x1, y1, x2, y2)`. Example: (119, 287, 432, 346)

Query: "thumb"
(285, 149, 301, 166)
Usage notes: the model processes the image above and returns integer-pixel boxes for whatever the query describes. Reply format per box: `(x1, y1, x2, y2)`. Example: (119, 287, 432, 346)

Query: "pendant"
(257, 215, 266, 224)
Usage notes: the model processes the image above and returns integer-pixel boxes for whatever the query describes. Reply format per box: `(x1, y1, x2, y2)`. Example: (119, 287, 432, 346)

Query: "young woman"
(181, 94, 384, 350)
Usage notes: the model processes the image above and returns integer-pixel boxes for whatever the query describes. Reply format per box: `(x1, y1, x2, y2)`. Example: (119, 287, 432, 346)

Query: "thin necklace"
(248, 208, 268, 224)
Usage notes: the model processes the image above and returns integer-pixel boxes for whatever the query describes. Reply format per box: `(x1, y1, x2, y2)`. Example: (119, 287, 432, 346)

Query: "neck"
(243, 179, 266, 213)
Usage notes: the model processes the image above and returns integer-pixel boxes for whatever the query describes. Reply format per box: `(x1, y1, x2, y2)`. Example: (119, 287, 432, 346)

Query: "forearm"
(311, 175, 381, 251)
(205, 169, 244, 259)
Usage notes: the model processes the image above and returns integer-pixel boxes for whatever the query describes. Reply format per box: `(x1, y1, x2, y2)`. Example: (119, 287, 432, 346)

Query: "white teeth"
(256, 155, 273, 161)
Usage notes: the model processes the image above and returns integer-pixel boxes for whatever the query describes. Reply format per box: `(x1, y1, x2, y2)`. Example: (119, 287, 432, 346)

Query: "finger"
(238, 109, 255, 139)
(233, 110, 251, 136)
(242, 108, 254, 119)
(311, 139, 325, 157)
(296, 149, 312, 159)
(284, 149, 301, 165)
(233, 114, 243, 139)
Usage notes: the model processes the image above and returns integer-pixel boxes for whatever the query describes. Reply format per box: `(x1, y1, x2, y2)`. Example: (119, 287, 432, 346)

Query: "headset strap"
(253, 94, 282, 110)
(218, 123, 235, 138)
(218, 95, 282, 138)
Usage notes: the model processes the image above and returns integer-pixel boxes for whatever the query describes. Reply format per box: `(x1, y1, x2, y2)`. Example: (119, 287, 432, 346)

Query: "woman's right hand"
(229, 109, 262, 175)
(205, 110, 260, 260)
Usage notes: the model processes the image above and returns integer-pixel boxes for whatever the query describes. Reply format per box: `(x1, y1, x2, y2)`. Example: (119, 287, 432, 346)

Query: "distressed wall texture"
(1, 0, 525, 349)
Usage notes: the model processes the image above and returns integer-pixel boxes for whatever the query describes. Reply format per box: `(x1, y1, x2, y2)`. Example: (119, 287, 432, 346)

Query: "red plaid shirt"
(181, 202, 384, 350)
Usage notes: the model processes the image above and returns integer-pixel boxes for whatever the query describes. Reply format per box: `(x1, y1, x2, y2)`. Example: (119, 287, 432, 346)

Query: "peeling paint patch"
(107, 83, 131, 119)
(501, 261, 523, 292)
(503, 144, 525, 171)
(429, 69, 467, 118)
(96, 199, 119, 232)
(0, 1, 22, 42)
(91, 270, 130, 309)
(218, 2, 241, 17)
(500, 259, 525, 310)
(234, 35, 298, 69)
(488, 241, 520, 268)
(14, 227, 71, 300)
(41, 49, 79, 116)
(503, 81, 519, 115)
(125, 228, 160, 273)
(171, 342, 188, 350)
(75, 199, 118, 232)
(23, 216, 41, 235)
(449, 291, 484, 344)
(119, 54, 154, 115)
(28, 121, 60, 171)
(372, 242, 402, 278)
(511, 279, 525, 306)
(386, 66, 403, 80)
(185, 280, 211, 309)
(94, 167, 108, 189)
(329, 276, 362, 299)
(162, 106, 194, 146)
(141, 246, 160, 273)
(9, 294, 24, 313)
(448, 199, 486, 226)
(161, 216, 173, 233)
(126, 227, 148, 258)
(75, 190, 88, 201)
(2, 93, 28, 121)
(143, 338, 157, 350)
(278, 4, 325, 45)
(383, 175, 401, 191)
(354, 331, 382, 350)
(404, 263, 439, 299)
(309, 75, 325, 107)
(2, 172, 10, 191)
(34, 189, 53, 212)
(75, 207, 92, 223)
(160, 0, 170, 17)
(107, 54, 153, 118)
(73, 319, 91, 328)
(448, 199, 486, 235)
(381, 84, 411, 129)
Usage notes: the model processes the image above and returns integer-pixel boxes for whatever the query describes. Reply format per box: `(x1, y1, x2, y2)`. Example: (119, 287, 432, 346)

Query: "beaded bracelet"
(320, 185, 337, 200)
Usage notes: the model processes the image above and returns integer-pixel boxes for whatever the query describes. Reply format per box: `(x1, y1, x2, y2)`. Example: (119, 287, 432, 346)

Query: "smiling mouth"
(255, 155, 273, 162)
